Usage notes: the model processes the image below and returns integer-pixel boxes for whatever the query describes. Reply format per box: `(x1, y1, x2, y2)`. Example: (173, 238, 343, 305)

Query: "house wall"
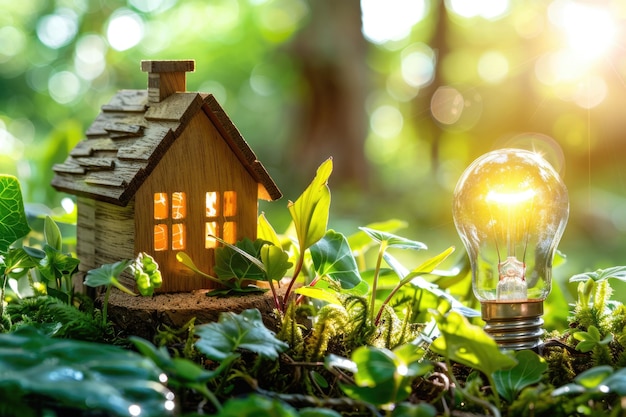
(76, 197, 136, 290)
(134, 111, 258, 293)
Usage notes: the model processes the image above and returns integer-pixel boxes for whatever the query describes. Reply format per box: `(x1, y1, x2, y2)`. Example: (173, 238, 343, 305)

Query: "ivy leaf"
(493, 350, 548, 403)
(430, 311, 517, 376)
(570, 266, 626, 283)
(288, 157, 332, 252)
(358, 227, 427, 251)
(195, 309, 288, 361)
(310, 230, 362, 290)
(0, 175, 30, 253)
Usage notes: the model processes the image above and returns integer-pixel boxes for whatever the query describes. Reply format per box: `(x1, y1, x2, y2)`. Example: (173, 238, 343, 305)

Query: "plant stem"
(369, 241, 387, 325)
(102, 284, 111, 327)
(282, 253, 304, 312)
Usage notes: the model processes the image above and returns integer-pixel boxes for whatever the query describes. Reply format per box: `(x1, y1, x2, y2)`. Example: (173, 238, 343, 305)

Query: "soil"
(101, 286, 287, 340)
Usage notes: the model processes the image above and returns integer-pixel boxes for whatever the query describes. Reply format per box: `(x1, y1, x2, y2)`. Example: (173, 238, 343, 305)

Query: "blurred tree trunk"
(413, 0, 449, 174)
(288, 0, 370, 189)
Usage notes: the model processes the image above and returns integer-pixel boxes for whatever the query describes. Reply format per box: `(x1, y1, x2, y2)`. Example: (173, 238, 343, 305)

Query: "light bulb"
(452, 148, 569, 350)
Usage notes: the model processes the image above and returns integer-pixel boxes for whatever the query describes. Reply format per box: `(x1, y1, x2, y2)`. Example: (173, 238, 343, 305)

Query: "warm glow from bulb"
(486, 189, 536, 205)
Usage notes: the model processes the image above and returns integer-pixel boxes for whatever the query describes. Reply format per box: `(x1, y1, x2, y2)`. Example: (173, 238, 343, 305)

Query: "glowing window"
(223, 221, 236, 244)
(206, 192, 218, 217)
(153, 192, 186, 251)
(171, 192, 186, 219)
(154, 193, 168, 219)
(154, 224, 168, 251)
(205, 222, 218, 249)
(223, 191, 237, 217)
(172, 223, 185, 250)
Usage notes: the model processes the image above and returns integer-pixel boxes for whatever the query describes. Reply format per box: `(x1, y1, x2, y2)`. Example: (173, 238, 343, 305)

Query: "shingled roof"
(51, 61, 281, 206)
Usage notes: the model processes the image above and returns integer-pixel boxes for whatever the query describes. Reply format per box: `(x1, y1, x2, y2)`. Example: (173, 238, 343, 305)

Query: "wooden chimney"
(141, 60, 195, 103)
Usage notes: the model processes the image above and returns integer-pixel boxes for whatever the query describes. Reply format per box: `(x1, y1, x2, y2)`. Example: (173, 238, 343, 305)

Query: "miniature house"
(51, 60, 282, 293)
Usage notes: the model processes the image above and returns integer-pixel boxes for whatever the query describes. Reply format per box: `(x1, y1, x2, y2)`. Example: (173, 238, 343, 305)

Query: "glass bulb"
(452, 148, 569, 349)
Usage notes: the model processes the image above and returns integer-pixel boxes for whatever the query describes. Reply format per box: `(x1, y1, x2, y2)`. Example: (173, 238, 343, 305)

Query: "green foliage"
(6, 296, 108, 342)
(195, 308, 288, 362)
(0, 326, 173, 417)
(178, 237, 292, 297)
(493, 350, 548, 403)
(328, 343, 432, 408)
(573, 325, 613, 353)
(309, 229, 362, 291)
(0, 174, 30, 253)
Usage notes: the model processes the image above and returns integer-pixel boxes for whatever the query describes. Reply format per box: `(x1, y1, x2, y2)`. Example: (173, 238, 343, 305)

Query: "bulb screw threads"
(481, 300, 544, 350)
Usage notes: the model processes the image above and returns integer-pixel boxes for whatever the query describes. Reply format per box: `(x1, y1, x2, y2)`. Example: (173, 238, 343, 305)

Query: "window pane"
(154, 193, 168, 219)
(172, 223, 185, 250)
(154, 224, 168, 251)
(223, 191, 237, 217)
(223, 221, 236, 244)
(171, 192, 186, 219)
(205, 222, 218, 249)
(206, 192, 218, 217)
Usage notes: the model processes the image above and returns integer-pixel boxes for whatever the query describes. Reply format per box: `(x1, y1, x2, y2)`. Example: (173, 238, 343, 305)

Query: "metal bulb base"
(481, 300, 544, 350)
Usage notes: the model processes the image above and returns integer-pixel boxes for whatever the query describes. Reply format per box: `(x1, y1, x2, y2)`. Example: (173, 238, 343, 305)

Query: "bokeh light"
(106, 9, 144, 51)
(361, 0, 427, 44)
(447, 0, 510, 20)
(36, 8, 78, 49)
(477, 51, 509, 84)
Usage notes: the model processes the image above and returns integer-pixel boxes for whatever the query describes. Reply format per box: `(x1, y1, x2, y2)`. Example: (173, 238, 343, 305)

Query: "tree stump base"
(100, 288, 285, 341)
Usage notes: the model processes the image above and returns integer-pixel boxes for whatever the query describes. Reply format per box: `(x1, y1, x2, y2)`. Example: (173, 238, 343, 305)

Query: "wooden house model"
(51, 60, 282, 293)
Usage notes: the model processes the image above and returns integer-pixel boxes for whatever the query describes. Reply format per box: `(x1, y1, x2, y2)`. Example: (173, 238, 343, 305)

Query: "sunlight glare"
(361, 0, 426, 44)
(448, 0, 509, 20)
(549, 0, 617, 61)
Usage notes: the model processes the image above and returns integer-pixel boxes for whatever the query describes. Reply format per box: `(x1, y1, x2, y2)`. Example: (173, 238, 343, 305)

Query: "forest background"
(1, 0, 625, 316)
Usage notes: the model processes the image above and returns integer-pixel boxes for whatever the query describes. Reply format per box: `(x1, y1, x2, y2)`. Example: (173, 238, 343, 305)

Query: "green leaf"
(391, 403, 437, 417)
(288, 157, 332, 251)
(257, 212, 282, 248)
(176, 252, 224, 286)
(2, 247, 38, 275)
(294, 286, 341, 305)
(130, 337, 232, 385)
(574, 365, 613, 389)
(195, 308, 288, 361)
(573, 325, 613, 353)
(358, 227, 427, 251)
(310, 230, 362, 289)
(347, 219, 408, 253)
(43, 215, 62, 251)
(0, 175, 30, 253)
(570, 266, 626, 283)
(0, 327, 173, 417)
(214, 238, 266, 281)
(218, 394, 298, 417)
(339, 345, 432, 406)
(430, 311, 517, 375)
(84, 260, 135, 295)
(37, 245, 80, 282)
(261, 244, 292, 282)
(493, 350, 548, 403)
